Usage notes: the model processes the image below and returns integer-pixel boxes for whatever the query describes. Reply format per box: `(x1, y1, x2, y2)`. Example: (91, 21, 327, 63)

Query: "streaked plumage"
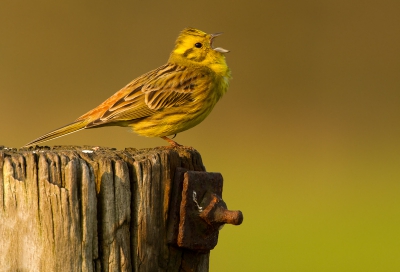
(24, 28, 231, 147)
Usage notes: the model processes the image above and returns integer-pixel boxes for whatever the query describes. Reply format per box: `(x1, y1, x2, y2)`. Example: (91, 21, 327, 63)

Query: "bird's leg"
(161, 136, 182, 147)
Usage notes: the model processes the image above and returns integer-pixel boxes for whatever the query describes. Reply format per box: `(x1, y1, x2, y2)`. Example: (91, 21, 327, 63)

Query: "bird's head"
(169, 28, 229, 71)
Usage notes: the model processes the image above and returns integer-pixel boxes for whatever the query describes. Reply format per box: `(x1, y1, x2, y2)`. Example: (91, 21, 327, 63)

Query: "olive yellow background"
(1, 1, 400, 271)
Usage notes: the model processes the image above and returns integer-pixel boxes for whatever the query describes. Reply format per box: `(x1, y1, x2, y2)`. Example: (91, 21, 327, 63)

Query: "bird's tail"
(23, 120, 89, 147)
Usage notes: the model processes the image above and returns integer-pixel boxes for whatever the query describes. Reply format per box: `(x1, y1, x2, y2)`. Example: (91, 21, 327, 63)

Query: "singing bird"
(24, 28, 231, 147)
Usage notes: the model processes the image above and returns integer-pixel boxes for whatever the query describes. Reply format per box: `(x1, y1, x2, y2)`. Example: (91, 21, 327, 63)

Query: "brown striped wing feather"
(86, 63, 208, 127)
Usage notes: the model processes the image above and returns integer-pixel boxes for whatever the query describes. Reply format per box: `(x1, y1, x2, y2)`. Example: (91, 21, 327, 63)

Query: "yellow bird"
(24, 28, 231, 147)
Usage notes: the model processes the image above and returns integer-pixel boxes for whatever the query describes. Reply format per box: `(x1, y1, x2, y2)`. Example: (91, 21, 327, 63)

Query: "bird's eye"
(194, 42, 202, 48)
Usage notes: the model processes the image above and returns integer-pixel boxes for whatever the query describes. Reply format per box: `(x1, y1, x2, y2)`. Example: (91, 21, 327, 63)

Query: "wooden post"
(0, 145, 209, 272)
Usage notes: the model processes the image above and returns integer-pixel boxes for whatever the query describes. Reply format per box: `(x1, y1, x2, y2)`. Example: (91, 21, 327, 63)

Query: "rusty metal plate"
(167, 168, 243, 252)
(177, 170, 223, 251)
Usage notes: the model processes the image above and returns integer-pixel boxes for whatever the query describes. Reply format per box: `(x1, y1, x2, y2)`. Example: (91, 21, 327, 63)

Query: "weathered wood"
(0, 145, 208, 272)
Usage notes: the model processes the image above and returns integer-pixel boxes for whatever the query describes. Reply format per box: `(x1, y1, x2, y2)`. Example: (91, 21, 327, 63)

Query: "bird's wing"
(142, 65, 203, 110)
(86, 64, 209, 127)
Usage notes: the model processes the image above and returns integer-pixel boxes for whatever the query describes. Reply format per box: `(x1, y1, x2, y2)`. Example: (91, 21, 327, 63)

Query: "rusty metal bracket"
(167, 168, 243, 252)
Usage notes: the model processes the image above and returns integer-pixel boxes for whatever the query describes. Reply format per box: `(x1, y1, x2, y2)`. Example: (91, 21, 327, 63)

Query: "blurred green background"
(1, 1, 400, 271)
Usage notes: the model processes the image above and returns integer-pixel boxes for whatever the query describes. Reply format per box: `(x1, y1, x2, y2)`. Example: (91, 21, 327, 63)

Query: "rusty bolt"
(199, 194, 243, 227)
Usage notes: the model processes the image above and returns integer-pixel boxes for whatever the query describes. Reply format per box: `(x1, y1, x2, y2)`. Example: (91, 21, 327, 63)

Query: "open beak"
(210, 32, 230, 53)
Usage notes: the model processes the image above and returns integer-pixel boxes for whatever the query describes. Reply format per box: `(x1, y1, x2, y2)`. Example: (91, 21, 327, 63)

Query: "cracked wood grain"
(0, 146, 208, 272)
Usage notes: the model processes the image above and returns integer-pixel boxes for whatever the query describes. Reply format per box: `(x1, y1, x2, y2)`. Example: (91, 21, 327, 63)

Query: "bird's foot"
(161, 136, 182, 147)
(161, 136, 196, 151)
